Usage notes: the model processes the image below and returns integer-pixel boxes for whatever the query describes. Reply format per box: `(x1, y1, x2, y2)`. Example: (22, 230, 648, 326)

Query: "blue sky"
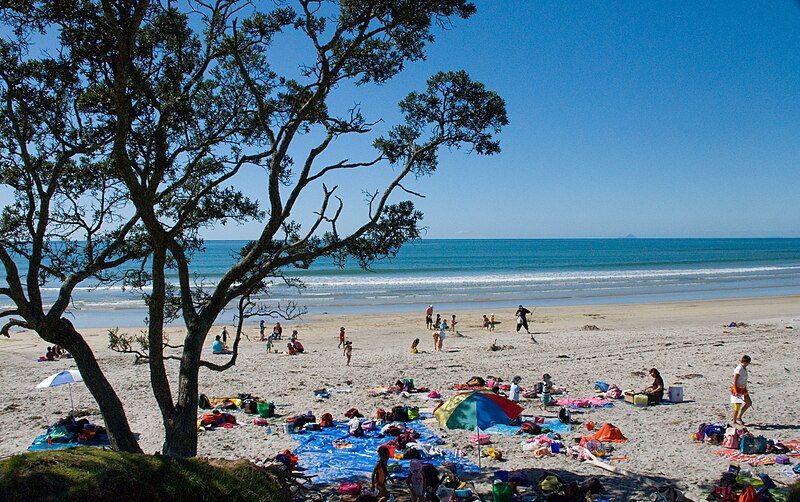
(220, 0, 800, 239)
(4, 1, 799, 239)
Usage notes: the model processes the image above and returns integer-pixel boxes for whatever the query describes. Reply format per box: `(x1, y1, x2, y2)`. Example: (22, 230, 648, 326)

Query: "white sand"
(1, 296, 798, 499)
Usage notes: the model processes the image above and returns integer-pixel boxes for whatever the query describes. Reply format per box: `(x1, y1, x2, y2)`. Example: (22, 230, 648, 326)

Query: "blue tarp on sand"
(484, 418, 571, 436)
(291, 420, 479, 484)
(28, 434, 111, 452)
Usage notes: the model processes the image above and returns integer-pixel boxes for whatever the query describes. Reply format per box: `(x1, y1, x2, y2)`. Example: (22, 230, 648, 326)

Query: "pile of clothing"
(706, 465, 790, 501)
(198, 410, 237, 430)
(28, 416, 110, 451)
(198, 393, 264, 414)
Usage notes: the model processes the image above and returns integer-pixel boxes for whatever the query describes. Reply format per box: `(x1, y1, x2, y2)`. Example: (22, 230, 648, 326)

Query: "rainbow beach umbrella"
(434, 390, 524, 467)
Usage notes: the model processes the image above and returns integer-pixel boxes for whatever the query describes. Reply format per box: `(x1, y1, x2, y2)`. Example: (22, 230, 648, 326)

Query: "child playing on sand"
(344, 341, 352, 366)
(411, 338, 420, 354)
(286, 343, 297, 356)
(338, 326, 346, 348)
(372, 445, 391, 501)
(510, 375, 522, 403)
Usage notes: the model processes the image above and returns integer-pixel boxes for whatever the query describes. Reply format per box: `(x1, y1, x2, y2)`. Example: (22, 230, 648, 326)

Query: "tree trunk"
(58, 318, 142, 453)
(161, 326, 203, 457)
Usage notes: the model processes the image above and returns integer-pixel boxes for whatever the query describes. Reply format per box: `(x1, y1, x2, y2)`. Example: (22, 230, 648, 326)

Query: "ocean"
(4, 238, 800, 327)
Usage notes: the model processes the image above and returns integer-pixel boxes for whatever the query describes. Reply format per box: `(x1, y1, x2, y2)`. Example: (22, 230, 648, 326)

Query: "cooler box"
(668, 386, 684, 403)
(633, 394, 649, 407)
(624, 392, 635, 404)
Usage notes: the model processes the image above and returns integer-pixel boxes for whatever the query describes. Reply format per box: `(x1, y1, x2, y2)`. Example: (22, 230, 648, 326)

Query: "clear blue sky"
(221, 0, 800, 239)
(5, 1, 799, 239)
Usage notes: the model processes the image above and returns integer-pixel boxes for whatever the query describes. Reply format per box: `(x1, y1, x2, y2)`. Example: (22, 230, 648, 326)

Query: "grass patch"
(0, 448, 289, 502)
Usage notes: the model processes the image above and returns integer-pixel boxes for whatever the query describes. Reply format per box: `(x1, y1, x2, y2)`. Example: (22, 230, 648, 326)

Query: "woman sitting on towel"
(642, 368, 664, 404)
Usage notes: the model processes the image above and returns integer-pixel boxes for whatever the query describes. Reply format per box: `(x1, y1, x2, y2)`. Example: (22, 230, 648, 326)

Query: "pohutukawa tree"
(0, 0, 507, 457)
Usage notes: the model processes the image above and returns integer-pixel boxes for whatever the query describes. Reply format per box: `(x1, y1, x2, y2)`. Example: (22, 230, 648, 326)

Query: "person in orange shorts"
(731, 354, 752, 425)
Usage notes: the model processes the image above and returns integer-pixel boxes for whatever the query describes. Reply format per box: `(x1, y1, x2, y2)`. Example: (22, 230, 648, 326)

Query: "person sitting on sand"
(289, 329, 298, 343)
(272, 322, 282, 340)
(372, 445, 391, 501)
(45, 347, 57, 361)
(642, 368, 665, 405)
(731, 355, 752, 425)
(510, 375, 522, 403)
(286, 342, 297, 356)
(292, 339, 304, 353)
(212, 335, 231, 355)
(542, 373, 554, 394)
(411, 338, 420, 354)
(344, 340, 352, 366)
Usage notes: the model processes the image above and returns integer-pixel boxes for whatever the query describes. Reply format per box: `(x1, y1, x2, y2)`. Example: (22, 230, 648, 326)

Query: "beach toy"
(586, 421, 595, 431)
(550, 441, 561, 454)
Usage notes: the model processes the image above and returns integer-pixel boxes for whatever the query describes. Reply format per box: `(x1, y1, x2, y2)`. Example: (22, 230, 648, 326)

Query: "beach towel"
(712, 448, 776, 466)
(484, 418, 571, 436)
(27, 417, 111, 452)
(555, 397, 614, 409)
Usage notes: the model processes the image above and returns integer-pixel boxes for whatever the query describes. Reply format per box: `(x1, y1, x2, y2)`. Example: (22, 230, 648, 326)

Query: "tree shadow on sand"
(463, 465, 688, 501)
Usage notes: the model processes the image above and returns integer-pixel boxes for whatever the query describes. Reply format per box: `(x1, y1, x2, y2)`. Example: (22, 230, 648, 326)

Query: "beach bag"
(722, 428, 741, 449)
(407, 407, 420, 421)
(492, 481, 512, 502)
(606, 384, 622, 399)
(361, 420, 376, 432)
(256, 401, 274, 418)
(558, 407, 571, 424)
(198, 394, 212, 409)
(739, 434, 767, 454)
(521, 422, 541, 435)
(339, 482, 363, 496)
(389, 405, 407, 422)
(469, 433, 491, 445)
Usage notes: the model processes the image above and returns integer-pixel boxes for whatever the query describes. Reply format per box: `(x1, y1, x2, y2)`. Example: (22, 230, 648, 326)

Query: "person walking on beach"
(489, 313, 496, 331)
(515, 305, 537, 342)
(344, 341, 353, 366)
(338, 326, 346, 348)
(259, 320, 266, 340)
(425, 305, 434, 330)
(731, 355, 752, 425)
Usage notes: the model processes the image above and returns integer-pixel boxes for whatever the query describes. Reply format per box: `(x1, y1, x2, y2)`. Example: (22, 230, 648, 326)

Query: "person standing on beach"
(434, 313, 441, 330)
(438, 319, 448, 351)
(515, 305, 537, 343)
(221, 327, 228, 348)
(489, 313, 496, 331)
(338, 326, 346, 348)
(344, 341, 353, 366)
(259, 320, 266, 340)
(425, 305, 434, 329)
(450, 314, 458, 333)
(731, 355, 752, 425)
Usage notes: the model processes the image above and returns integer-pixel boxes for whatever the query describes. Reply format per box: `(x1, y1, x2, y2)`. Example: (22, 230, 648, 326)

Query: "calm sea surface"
(4, 239, 800, 327)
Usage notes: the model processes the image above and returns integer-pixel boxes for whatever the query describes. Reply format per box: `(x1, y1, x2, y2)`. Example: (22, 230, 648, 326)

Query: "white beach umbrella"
(36, 370, 84, 410)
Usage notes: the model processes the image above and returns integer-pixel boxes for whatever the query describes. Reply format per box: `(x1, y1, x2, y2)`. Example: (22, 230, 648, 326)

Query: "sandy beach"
(1, 295, 798, 500)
